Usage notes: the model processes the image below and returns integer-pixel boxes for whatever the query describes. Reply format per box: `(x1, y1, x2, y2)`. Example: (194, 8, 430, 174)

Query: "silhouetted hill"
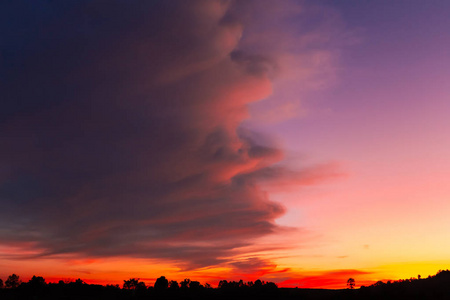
(354, 269, 450, 300)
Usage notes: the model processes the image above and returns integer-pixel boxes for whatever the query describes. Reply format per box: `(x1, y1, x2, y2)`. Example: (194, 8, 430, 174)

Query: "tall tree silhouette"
(154, 276, 169, 290)
(347, 278, 355, 289)
(5, 274, 20, 288)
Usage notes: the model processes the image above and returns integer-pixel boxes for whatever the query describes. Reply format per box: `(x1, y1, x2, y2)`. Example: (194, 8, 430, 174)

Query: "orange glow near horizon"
(2, 251, 450, 289)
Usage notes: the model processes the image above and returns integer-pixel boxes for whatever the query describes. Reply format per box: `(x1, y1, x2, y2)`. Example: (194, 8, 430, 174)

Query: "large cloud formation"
(0, 0, 337, 271)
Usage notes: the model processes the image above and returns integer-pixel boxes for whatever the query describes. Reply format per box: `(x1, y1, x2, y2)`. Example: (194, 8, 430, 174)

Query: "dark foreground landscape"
(1, 270, 450, 300)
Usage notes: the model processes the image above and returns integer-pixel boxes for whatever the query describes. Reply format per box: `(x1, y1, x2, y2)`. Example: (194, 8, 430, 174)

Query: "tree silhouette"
(372, 280, 384, 287)
(136, 281, 146, 290)
(180, 278, 190, 289)
(0, 278, 3, 288)
(28, 275, 46, 286)
(154, 276, 169, 290)
(27, 275, 46, 290)
(123, 278, 143, 290)
(254, 279, 263, 288)
(169, 280, 179, 289)
(218, 280, 228, 289)
(347, 278, 355, 289)
(189, 280, 202, 289)
(264, 282, 278, 289)
(5, 274, 20, 288)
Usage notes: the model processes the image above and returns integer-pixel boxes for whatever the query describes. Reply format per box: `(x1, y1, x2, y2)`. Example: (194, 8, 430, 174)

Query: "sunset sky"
(1, 0, 450, 289)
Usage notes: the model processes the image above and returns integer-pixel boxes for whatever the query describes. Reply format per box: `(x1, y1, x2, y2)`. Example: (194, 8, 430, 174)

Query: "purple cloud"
(0, 0, 340, 270)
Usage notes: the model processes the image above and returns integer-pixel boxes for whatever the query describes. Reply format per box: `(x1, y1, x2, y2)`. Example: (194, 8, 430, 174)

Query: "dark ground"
(1, 270, 450, 300)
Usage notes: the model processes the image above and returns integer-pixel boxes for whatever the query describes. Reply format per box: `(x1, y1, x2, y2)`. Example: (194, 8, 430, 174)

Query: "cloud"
(230, 257, 277, 275)
(230, 0, 347, 125)
(0, 0, 341, 271)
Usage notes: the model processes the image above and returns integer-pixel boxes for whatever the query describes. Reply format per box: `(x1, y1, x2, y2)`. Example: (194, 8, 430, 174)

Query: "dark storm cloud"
(0, 0, 336, 269)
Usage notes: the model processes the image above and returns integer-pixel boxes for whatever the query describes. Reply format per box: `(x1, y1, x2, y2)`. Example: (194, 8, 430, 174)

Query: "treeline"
(1, 270, 450, 299)
(0, 274, 278, 300)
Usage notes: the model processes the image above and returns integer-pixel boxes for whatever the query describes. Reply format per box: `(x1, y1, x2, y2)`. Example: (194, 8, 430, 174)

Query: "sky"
(1, 0, 450, 289)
